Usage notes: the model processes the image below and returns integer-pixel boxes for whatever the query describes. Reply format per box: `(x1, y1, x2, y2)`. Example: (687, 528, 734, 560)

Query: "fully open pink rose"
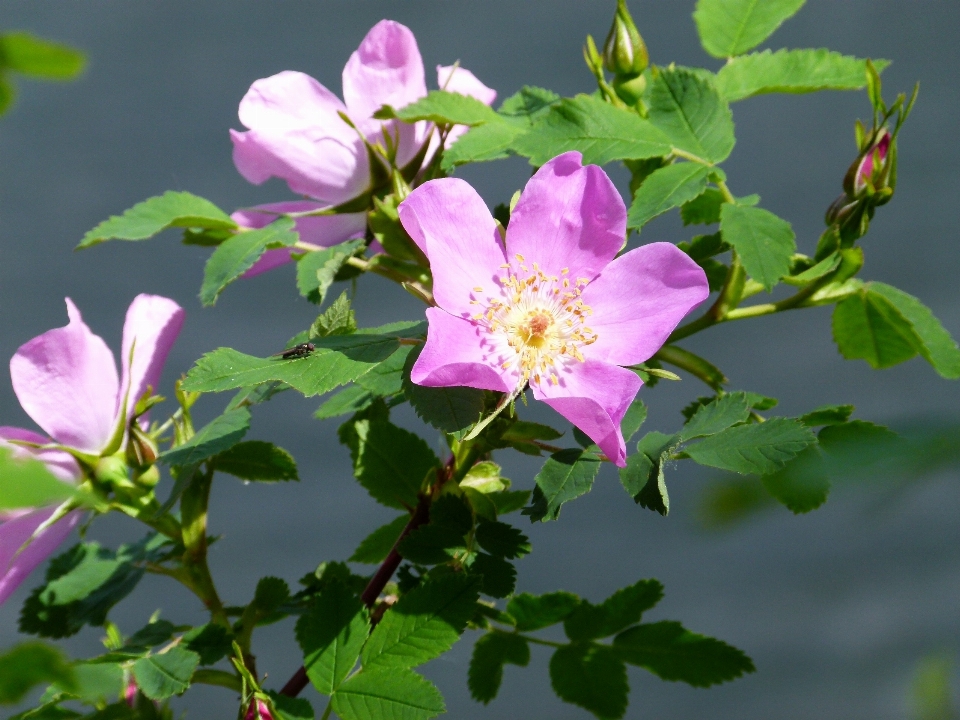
(399, 152, 709, 466)
(0, 294, 184, 605)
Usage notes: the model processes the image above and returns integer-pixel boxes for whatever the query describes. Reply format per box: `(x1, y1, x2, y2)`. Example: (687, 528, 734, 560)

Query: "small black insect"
(273, 342, 315, 360)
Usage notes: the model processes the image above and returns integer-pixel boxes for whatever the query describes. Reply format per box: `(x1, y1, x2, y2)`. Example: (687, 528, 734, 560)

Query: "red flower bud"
(245, 699, 274, 720)
(844, 128, 892, 198)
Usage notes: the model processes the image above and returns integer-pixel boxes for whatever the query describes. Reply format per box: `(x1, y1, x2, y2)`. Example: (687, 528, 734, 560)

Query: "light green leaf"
(468, 632, 530, 704)
(0, 446, 76, 510)
(0, 643, 74, 704)
(498, 86, 561, 121)
(296, 239, 364, 304)
(507, 591, 580, 632)
(200, 217, 298, 306)
(832, 287, 922, 370)
(628, 163, 711, 230)
(512, 94, 671, 166)
(355, 346, 411, 397)
(78, 191, 236, 249)
(68, 662, 125, 704)
(694, 0, 807, 58)
(649, 67, 735, 164)
(314, 386, 376, 421)
(311, 291, 358, 339)
(716, 49, 890, 102)
(549, 644, 628, 720)
(213, 440, 298, 482)
(442, 122, 526, 170)
(386, 90, 501, 126)
(782, 252, 841, 286)
(799, 404, 854, 427)
(523, 449, 602, 522)
(159, 407, 250, 467)
(349, 514, 408, 564)
(685, 417, 816, 474)
(0, 33, 85, 79)
(564, 579, 663, 642)
(331, 668, 444, 720)
(620, 400, 648, 443)
(296, 582, 368, 695)
(720, 203, 796, 290)
(361, 574, 479, 670)
(132, 647, 200, 700)
(680, 392, 751, 441)
(613, 620, 755, 686)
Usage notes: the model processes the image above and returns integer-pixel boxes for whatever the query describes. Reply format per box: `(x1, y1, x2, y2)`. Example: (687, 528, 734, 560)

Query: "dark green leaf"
(564, 579, 663, 641)
(402, 345, 484, 438)
(200, 217, 298, 306)
(614, 620, 755, 686)
(213, 440, 299, 482)
(680, 188, 725, 225)
(507, 592, 580, 632)
(523, 449, 601, 522)
(79, 191, 236, 249)
(694, 0, 807, 58)
(720, 204, 796, 290)
(799, 404, 854, 427)
(267, 693, 315, 720)
(361, 573, 479, 670)
(475, 519, 530, 559)
(315, 386, 376, 421)
(628, 163, 711, 231)
(297, 240, 364, 304)
(760, 445, 830, 513)
(649, 67, 735, 164)
(468, 633, 530, 704)
(253, 576, 290, 615)
(0, 643, 74, 704)
(159, 407, 250, 467)
(350, 515, 408, 564)
(469, 554, 517, 598)
(489, 490, 531, 516)
(297, 582, 368, 695)
(680, 392, 751, 441)
(549, 644, 628, 720)
(685, 418, 816, 474)
(619, 432, 677, 516)
(0, 446, 76, 510)
(183, 624, 233, 665)
(132, 647, 199, 700)
(833, 287, 922, 370)
(386, 90, 501, 126)
(500, 421, 564, 445)
(0, 33, 84, 79)
(398, 496, 471, 565)
(331, 668, 444, 720)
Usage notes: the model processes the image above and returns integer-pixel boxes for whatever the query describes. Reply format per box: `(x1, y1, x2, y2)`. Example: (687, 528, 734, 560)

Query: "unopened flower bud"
(843, 127, 892, 198)
(245, 699, 274, 720)
(124, 678, 138, 708)
(95, 454, 131, 487)
(602, 0, 648, 78)
(127, 425, 159, 468)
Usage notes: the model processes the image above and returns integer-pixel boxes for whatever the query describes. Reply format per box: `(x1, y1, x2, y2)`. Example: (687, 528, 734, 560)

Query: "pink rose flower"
(399, 152, 709, 466)
(0, 294, 184, 604)
(230, 19, 495, 277)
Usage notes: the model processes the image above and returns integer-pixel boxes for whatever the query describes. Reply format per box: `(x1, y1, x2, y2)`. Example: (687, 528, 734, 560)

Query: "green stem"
(490, 627, 564, 649)
(192, 669, 243, 692)
(179, 466, 229, 627)
(653, 345, 727, 390)
(319, 701, 334, 720)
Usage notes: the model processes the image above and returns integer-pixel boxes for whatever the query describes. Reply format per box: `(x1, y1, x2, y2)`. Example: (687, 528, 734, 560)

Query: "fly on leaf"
(273, 342, 315, 360)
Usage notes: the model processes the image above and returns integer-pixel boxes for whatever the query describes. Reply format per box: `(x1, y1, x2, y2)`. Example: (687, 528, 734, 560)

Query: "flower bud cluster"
(601, 0, 649, 107)
(825, 126, 896, 243)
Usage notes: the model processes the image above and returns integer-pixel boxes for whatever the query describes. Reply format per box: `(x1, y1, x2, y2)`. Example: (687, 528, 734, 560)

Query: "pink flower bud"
(245, 699, 274, 720)
(124, 678, 138, 708)
(844, 128, 892, 198)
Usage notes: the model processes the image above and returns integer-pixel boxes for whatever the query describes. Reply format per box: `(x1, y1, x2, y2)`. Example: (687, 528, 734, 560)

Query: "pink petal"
(0, 427, 81, 484)
(232, 71, 368, 205)
(11, 299, 119, 454)
(532, 361, 642, 467)
(410, 308, 516, 392)
(119, 295, 185, 426)
(398, 178, 507, 318)
(0, 507, 82, 606)
(231, 202, 367, 278)
(437, 65, 496, 106)
(580, 242, 709, 367)
(506, 152, 626, 282)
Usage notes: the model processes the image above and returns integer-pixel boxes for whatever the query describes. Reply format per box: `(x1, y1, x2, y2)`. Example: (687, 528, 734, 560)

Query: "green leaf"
(0, 74, 14, 116)
(402, 345, 485, 438)
(694, 0, 807, 58)
(296, 582, 368, 695)
(564, 579, 663, 642)
(685, 418, 816, 474)
(200, 217, 298, 306)
(182, 324, 423, 397)
(350, 515, 408, 564)
(331, 668, 444, 720)
(159, 407, 250, 467)
(799, 404, 854, 427)
(361, 574, 479, 670)
(679, 392, 751, 441)
(0, 643, 74, 704)
(132, 647, 200, 700)
(498, 86, 561, 121)
(398, 496, 471, 565)
(489, 489, 531, 516)
(69, 662, 124, 704)
(716, 49, 890, 102)
(442, 122, 526, 170)
(614, 620, 755, 686)
(387, 90, 501, 126)
(628, 163, 711, 230)
(183, 624, 234, 665)
(213, 440, 298, 482)
(523, 449, 602, 522)
(782, 252, 841, 286)
(311, 291, 359, 338)
(0, 447, 76, 510)
(267, 693, 315, 720)
(459, 461, 510, 495)
(252, 576, 291, 615)
(619, 432, 677, 516)
(356, 346, 411, 397)
(297, 239, 364, 304)
(474, 519, 530, 559)
(507, 591, 580, 632)
(468, 633, 530, 704)
(0, 33, 84, 79)
(649, 67, 735, 164)
(78, 191, 236, 249)
(680, 188, 725, 226)
(621, 400, 648, 443)
(469, 554, 517, 598)
(760, 445, 830, 513)
(720, 204, 796, 290)
(549, 644, 628, 720)
(341, 419, 439, 509)
(512, 94, 671, 166)
(315, 386, 376, 421)
(833, 286, 923, 370)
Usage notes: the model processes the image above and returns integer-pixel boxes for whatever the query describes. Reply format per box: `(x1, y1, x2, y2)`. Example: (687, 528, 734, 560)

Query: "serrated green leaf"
(182, 624, 233, 666)
(619, 432, 676, 516)
(297, 240, 364, 304)
(356, 346, 411, 397)
(311, 291, 358, 338)
(681, 188, 725, 225)
(361, 574, 479, 670)
(468, 633, 530, 704)
(398, 495, 471, 565)
(832, 288, 921, 370)
(0, 447, 76, 510)
(350, 515, 409, 564)
(720, 204, 795, 290)
(159, 407, 250, 467)
(266, 693, 315, 720)
(475, 519, 530, 559)
(564, 579, 663, 642)
(296, 582, 368, 695)
(402, 345, 485, 438)
(469, 554, 517, 598)
(253, 576, 290, 614)
(498, 86, 561, 121)
(628, 163, 711, 230)
(513, 94, 671, 166)
(200, 217, 298, 306)
(389, 90, 501, 126)
(523, 449, 601, 522)
(0, 32, 84, 79)
(717, 49, 889, 102)
(799, 404, 854, 427)
(0, 643, 74, 704)
(649, 67, 735, 164)
(694, 0, 807, 58)
(489, 489, 531, 516)
(680, 392, 751, 441)
(614, 620, 755, 686)
(685, 417, 816, 474)
(79, 191, 235, 249)
(132, 647, 199, 700)
(442, 122, 526, 170)
(760, 445, 830, 513)
(507, 591, 580, 632)
(315, 386, 376, 421)
(213, 440, 298, 482)
(69, 662, 124, 704)
(549, 644, 628, 720)
(331, 668, 444, 720)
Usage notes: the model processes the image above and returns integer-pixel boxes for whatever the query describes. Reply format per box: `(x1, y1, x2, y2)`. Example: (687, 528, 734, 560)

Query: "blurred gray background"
(1, 1, 958, 718)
